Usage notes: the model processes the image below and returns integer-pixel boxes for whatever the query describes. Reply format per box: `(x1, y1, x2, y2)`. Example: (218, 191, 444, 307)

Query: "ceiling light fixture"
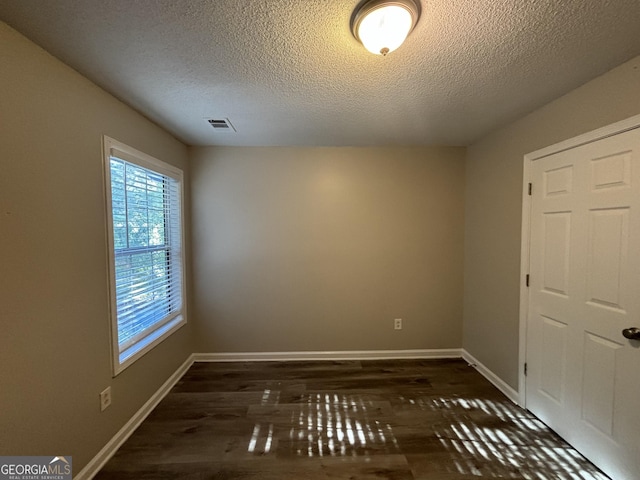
(351, 0, 420, 56)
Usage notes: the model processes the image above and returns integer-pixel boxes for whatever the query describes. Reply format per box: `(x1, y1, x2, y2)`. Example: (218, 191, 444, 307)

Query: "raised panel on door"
(542, 212, 571, 297)
(544, 164, 574, 197)
(586, 208, 628, 312)
(581, 332, 623, 437)
(590, 150, 632, 191)
(538, 314, 567, 404)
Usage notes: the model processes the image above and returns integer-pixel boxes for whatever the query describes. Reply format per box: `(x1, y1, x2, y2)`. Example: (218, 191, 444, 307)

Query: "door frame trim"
(518, 113, 640, 407)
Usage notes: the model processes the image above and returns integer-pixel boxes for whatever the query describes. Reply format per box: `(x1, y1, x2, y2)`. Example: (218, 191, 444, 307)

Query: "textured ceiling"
(1, 0, 640, 147)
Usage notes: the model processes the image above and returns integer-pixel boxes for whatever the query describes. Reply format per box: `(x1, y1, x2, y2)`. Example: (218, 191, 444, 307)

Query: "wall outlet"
(100, 386, 112, 412)
(394, 318, 402, 330)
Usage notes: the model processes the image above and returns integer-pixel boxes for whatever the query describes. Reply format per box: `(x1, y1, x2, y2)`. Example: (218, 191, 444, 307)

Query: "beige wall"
(463, 55, 640, 389)
(0, 23, 193, 470)
(190, 146, 465, 353)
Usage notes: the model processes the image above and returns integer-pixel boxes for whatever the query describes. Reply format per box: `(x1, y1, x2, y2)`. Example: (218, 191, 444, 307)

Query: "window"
(103, 136, 186, 375)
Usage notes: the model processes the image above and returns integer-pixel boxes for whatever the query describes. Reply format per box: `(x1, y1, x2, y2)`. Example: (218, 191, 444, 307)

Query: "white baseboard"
(461, 349, 520, 405)
(74, 354, 194, 480)
(193, 348, 463, 362)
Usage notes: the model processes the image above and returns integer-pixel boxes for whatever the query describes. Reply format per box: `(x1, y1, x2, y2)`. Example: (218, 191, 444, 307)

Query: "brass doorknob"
(622, 327, 640, 340)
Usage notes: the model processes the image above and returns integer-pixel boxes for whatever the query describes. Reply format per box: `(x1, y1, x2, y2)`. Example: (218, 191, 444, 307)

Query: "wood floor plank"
(95, 359, 610, 479)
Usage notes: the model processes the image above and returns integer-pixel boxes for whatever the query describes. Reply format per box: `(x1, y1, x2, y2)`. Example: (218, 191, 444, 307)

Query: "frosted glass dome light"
(351, 0, 420, 56)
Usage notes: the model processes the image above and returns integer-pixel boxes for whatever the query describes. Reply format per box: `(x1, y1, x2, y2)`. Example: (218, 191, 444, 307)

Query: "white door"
(527, 126, 640, 480)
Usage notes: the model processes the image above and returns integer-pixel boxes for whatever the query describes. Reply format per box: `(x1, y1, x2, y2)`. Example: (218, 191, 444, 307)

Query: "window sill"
(113, 315, 186, 376)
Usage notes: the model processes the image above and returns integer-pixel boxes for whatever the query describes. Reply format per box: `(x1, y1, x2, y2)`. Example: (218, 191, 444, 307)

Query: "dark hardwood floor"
(95, 359, 609, 479)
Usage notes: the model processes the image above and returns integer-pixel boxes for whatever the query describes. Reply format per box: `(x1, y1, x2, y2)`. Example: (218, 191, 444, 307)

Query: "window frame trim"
(102, 136, 187, 377)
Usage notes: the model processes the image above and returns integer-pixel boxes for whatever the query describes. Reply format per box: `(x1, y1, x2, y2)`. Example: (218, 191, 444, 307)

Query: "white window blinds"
(104, 137, 186, 374)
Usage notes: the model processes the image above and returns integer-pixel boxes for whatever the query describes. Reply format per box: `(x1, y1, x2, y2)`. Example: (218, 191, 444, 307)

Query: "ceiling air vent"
(205, 118, 236, 132)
